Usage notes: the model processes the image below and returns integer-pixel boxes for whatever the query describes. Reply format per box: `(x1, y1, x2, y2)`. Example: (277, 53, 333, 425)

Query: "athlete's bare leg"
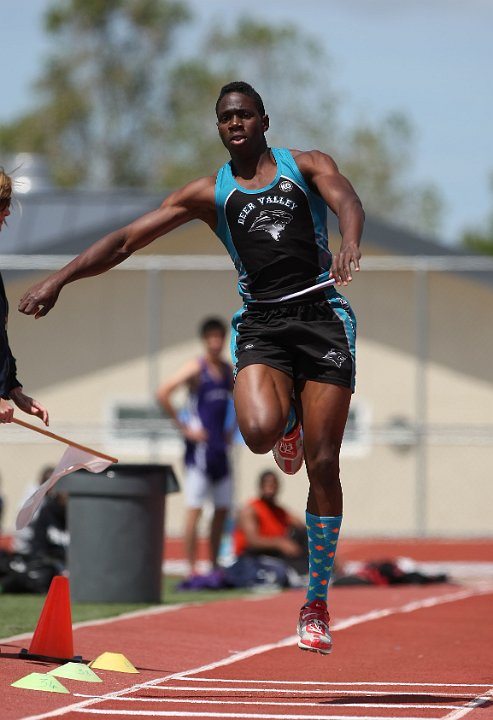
(209, 506, 229, 568)
(184, 506, 202, 576)
(299, 382, 352, 516)
(234, 364, 294, 454)
(288, 382, 351, 652)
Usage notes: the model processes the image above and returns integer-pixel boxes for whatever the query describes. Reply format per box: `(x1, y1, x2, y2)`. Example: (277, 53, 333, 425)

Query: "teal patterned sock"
(305, 512, 342, 604)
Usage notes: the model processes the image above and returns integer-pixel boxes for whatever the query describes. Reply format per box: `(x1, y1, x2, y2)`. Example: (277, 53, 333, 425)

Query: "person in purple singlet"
(157, 317, 234, 588)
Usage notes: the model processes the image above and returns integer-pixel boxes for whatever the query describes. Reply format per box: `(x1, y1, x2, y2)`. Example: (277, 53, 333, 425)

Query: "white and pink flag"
(16, 446, 113, 530)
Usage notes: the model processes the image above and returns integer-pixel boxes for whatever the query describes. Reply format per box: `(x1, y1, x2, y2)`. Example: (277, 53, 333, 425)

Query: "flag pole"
(11, 417, 118, 464)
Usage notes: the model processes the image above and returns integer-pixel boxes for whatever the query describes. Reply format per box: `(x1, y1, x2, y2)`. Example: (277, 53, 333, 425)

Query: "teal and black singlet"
(214, 147, 333, 302)
(215, 147, 356, 390)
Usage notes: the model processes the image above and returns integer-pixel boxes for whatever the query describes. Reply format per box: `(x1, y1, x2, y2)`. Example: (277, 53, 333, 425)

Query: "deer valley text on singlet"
(214, 147, 333, 302)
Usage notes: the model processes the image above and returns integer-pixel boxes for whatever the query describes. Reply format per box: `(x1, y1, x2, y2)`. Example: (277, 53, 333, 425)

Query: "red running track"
(1, 578, 492, 720)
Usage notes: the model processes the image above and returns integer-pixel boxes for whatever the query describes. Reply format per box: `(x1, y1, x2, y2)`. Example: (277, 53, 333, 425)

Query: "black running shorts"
(231, 290, 357, 391)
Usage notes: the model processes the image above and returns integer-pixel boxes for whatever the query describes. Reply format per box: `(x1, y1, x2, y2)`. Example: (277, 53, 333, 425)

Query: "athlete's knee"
(239, 418, 279, 454)
(305, 443, 340, 481)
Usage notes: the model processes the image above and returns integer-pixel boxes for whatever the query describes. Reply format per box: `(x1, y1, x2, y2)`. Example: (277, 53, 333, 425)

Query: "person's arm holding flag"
(0, 167, 49, 424)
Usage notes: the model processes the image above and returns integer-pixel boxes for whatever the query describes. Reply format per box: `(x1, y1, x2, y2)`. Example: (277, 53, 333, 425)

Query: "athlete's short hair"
(0, 167, 13, 211)
(199, 316, 227, 338)
(215, 81, 266, 117)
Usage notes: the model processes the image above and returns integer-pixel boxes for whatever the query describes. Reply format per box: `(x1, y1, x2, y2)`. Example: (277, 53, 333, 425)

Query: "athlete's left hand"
(330, 242, 361, 286)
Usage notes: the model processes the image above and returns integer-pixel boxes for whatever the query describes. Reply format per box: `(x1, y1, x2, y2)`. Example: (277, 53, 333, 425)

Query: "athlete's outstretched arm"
(19, 177, 216, 318)
(295, 150, 365, 286)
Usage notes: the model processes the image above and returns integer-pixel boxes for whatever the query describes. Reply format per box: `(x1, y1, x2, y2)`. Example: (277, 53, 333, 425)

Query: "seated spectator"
(0, 467, 68, 593)
(28, 490, 68, 569)
(225, 470, 308, 589)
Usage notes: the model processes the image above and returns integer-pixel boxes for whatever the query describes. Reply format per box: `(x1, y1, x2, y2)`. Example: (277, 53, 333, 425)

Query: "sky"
(4, 0, 492, 245)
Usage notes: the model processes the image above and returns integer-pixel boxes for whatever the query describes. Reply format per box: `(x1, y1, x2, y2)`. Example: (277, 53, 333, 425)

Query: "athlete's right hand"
(330, 241, 361, 286)
(18, 277, 62, 318)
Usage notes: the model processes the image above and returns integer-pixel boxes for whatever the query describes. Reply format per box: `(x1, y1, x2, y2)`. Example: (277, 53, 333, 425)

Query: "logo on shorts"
(244, 343, 255, 350)
(323, 349, 347, 368)
(279, 180, 293, 192)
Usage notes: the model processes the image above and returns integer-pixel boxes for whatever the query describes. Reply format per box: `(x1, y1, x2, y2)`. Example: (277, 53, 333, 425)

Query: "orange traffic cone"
(23, 576, 75, 661)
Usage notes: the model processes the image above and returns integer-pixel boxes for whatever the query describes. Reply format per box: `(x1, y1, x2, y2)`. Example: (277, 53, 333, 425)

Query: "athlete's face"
(260, 473, 279, 503)
(203, 329, 226, 359)
(216, 93, 269, 155)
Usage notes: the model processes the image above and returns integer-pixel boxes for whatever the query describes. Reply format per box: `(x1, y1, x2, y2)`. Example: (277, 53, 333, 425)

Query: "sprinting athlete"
(19, 81, 364, 654)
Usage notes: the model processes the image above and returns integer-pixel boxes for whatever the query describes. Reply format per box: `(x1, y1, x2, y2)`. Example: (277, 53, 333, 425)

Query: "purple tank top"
(185, 358, 233, 481)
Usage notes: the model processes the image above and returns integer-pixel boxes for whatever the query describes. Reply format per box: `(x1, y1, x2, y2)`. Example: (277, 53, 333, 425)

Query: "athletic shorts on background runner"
(184, 465, 233, 509)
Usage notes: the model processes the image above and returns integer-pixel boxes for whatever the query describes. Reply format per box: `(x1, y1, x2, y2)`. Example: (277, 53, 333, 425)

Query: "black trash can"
(58, 464, 179, 603)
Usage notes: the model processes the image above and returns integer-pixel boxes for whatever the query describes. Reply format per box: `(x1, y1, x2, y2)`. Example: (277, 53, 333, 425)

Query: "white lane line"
(72, 694, 466, 710)
(167, 636, 298, 682)
(171, 679, 490, 689)
(147, 687, 485, 698)
(73, 711, 439, 719)
(443, 689, 493, 720)
(0, 603, 188, 644)
(331, 587, 492, 632)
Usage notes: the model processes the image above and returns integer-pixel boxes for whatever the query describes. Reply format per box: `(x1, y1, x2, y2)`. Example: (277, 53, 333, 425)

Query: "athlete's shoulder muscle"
(290, 149, 339, 181)
(292, 149, 362, 222)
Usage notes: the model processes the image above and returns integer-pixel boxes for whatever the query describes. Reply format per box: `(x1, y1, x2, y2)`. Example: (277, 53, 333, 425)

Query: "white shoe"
(272, 421, 304, 475)
(297, 599, 332, 654)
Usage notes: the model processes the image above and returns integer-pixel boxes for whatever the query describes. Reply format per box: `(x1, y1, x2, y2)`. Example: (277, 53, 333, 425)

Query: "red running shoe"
(272, 421, 304, 475)
(297, 599, 332, 654)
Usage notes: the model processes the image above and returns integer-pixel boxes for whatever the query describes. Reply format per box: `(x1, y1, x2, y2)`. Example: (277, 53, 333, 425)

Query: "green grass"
(0, 575, 253, 639)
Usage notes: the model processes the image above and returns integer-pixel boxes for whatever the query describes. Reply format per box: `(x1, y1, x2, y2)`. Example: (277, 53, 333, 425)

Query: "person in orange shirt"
(234, 469, 308, 576)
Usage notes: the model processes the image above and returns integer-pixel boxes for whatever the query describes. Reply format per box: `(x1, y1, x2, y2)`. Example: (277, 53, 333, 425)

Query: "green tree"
(1, 8, 443, 236)
(162, 18, 442, 236)
(161, 18, 341, 185)
(1, 0, 190, 187)
(461, 172, 493, 254)
(339, 113, 443, 236)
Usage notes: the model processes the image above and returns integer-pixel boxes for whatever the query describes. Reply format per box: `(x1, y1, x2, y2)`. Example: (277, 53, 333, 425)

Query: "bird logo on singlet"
(248, 209, 293, 241)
